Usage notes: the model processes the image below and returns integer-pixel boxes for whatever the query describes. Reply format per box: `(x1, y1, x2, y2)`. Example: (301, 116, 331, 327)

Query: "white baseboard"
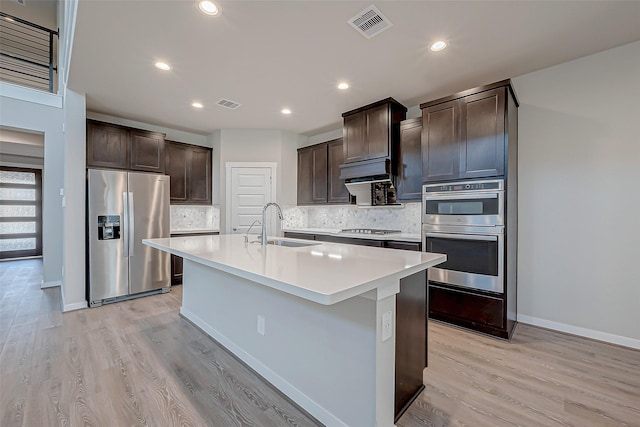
(181, 308, 347, 427)
(41, 280, 61, 289)
(63, 301, 88, 312)
(517, 314, 640, 350)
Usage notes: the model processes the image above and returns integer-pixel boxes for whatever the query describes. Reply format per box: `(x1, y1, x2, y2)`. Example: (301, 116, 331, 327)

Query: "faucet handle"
(244, 219, 262, 244)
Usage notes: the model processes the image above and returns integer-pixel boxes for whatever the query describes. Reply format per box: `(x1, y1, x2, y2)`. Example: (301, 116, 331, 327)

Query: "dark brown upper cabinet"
(327, 139, 350, 204)
(129, 129, 165, 173)
(396, 117, 423, 202)
(165, 141, 212, 205)
(342, 98, 407, 166)
(298, 138, 350, 205)
(297, 143, 327, 205)
(86, 120, 130, 170)
(420, 80, 518, 182)
(87, 120, 166, 174)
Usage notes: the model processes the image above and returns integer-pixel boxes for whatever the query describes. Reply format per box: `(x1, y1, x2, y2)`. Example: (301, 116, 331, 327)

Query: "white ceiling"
(68, 1, 640, 136)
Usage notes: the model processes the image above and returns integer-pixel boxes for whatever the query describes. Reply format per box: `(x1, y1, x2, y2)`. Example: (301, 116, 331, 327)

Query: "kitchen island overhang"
(143, 235, 445, 427)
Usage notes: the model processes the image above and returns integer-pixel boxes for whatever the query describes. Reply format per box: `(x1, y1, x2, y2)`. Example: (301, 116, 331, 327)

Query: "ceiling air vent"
(348, 5, 392, 39)
(216, 98, 241, 110)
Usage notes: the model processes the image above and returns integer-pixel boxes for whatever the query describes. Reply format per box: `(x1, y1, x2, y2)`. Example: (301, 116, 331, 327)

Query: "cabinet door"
(311, 144, 328, 203)
(171, 254, 183, 285)
(396, 119, 423, 201)
(166, 142, 188, 203)
(385, 241, 421, 251)
(327, 139, 350, 204)
(130, 130, 165, 173)
(297, 146, 314, 205)
(343, 112, 366, 163)
(86, 121, 129, 169)
(459, 88, 505, 179)
(189, 146, 212, 204)
(422, 100, 460, 182)
(366, 104, 390, 160)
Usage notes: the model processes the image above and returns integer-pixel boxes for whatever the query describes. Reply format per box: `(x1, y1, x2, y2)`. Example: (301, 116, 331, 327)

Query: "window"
(0, 167, 42, 259)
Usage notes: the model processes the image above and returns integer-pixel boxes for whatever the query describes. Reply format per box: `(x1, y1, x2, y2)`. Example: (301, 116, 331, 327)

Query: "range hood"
(345, 177, 393, 206)
(339, 158, 397, 206)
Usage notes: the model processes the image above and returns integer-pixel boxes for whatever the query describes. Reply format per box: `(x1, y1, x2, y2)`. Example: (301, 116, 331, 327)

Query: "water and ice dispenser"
(97, 215, 121, 240)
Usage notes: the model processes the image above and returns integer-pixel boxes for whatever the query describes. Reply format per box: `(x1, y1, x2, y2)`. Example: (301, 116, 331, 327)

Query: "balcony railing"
(0, 12, 58, 93)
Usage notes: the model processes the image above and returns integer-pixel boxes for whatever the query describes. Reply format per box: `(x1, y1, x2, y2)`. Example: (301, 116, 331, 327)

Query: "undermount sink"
(267, 239, 320, 248)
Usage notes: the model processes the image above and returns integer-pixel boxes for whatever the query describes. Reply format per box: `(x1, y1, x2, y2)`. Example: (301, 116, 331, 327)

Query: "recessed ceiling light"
(430, 41, 447, 52)
(192, 102, 204, 109)
(198, 1, 220, 16)
(337, 82, 349, 90)
(155, 62, 171, 71)
(281, 108, 292, 115)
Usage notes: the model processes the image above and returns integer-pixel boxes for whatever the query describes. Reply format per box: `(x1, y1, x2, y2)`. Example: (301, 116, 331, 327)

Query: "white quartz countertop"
(283, 228, 422, 243)
(144, 234, 445, 305)
(170, 229, 220, 235)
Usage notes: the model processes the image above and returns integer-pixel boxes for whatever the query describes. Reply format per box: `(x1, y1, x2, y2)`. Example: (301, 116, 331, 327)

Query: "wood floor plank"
(1, 259, 639, 427)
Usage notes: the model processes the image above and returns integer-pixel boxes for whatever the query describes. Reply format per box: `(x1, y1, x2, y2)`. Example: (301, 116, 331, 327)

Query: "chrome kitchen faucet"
(261, 202, 283, 245)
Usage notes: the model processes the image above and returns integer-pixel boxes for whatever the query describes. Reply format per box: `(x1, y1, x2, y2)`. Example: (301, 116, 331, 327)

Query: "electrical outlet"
(257, 314, 266, 336)
(382, 310, 392, 342)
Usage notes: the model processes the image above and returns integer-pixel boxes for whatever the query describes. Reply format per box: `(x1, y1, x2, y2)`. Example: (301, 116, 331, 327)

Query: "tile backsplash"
(170, 205, 219, 231)
(283, 202, 421, 234)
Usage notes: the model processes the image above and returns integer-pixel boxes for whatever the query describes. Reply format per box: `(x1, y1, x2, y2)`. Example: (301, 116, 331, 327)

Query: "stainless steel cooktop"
(340, 228, 402, 235)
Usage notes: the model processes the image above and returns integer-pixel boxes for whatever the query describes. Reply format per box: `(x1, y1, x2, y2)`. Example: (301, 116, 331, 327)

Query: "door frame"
(225, 162, 277, 234)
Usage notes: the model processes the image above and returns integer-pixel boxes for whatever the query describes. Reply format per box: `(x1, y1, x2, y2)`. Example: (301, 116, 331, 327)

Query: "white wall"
(61, 88, 86, 310)
(0, 92, 64, 286)
(512, 41, 640, 348)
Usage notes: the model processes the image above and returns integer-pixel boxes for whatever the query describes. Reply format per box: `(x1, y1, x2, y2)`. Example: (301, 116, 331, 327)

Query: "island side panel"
(181, 259, 397, 427)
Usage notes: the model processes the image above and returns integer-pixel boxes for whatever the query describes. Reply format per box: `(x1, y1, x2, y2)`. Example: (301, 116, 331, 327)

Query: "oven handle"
(425, 193, 498, 201)
(425, 232, 498, 242)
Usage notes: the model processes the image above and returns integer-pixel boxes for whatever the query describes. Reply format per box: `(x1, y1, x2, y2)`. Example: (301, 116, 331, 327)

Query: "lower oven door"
(423, 225, 504, 293)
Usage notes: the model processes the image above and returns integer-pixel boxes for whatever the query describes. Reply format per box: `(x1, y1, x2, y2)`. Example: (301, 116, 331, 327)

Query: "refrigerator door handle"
(122, 192, 129, 257)
(128, 192, 135, 257)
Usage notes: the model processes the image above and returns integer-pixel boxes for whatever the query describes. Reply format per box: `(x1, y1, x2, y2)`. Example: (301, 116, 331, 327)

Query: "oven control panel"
(424, 180, 503, 193)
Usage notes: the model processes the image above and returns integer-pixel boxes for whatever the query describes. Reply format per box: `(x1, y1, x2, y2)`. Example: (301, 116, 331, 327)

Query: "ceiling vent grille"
(348, 5, 392, 39)
(216, 98, 241, 110)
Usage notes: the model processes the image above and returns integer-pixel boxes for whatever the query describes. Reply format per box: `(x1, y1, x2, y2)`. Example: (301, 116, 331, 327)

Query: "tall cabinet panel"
(130, 130, 166, 173)
(189, 147, 212, 204)
(297, 143, 329, 205)
(327, 139, 350, 204)
(459, 88, 505, 179)
(311, 144, 328, 203)
(87, 120, 129, 170)
(165, 142, 188, 202)
(421, 100, 460, 182)
(396, 118, 423, 202)
(343, 112, 367, 163)
(366, 104, 391, 160)
(165, 141, 212, 205)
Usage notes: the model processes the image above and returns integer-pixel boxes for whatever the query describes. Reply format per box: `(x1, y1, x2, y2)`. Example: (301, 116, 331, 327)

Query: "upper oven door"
(423, 191, 504, 226)
(423, 225, 504, 293)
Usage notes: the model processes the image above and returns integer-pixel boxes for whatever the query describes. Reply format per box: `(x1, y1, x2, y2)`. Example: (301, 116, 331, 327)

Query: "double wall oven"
(422, 179, 504, 294)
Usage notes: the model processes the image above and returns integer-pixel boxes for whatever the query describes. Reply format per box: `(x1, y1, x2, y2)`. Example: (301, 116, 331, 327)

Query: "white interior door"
(227, 165, 276, 236)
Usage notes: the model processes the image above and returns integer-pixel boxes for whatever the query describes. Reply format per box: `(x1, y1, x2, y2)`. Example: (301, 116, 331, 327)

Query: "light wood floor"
(1, 260, 639, 426)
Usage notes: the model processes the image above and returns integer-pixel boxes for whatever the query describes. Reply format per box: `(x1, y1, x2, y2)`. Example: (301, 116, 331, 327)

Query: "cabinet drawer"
(429, 284, 504, 329)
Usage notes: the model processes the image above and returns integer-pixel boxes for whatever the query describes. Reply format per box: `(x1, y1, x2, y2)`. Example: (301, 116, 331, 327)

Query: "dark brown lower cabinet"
(283, 232, 425, 420)
(395, 270, 427, 421)
(428, 283, 512, 339)
(170, 231, 219, 285)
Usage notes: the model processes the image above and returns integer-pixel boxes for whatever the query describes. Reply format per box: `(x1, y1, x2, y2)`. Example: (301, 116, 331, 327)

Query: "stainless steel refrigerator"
(87, 169, 170, 307)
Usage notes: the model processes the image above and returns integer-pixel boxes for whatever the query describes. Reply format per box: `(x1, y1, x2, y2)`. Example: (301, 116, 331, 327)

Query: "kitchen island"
(143, 234, 445, 427)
